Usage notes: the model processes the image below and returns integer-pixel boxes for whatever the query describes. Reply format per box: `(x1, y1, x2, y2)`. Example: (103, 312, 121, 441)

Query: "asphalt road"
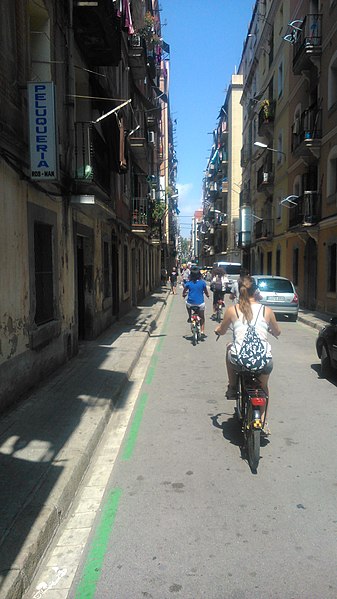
(64, 290, 337, 598)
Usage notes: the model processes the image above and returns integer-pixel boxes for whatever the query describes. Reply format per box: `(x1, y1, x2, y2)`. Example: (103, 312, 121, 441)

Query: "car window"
(225, 265, 242, 275)
(257, 278, 294, 293)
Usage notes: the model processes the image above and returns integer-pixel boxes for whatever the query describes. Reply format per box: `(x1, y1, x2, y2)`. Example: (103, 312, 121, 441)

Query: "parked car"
(252, 275, 299, 321)
(316, 317, 337, 377)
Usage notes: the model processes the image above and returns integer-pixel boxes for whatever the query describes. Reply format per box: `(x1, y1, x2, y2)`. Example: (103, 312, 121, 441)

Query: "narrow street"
(27, 287, 337, 599)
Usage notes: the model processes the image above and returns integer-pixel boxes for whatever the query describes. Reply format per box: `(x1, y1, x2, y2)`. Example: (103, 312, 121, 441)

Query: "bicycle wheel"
(246, 427, 260, 471)
(192, 326, 197, 346)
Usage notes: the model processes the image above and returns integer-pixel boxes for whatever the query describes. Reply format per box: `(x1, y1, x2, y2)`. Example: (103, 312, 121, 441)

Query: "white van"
(212, 261, 242, 293)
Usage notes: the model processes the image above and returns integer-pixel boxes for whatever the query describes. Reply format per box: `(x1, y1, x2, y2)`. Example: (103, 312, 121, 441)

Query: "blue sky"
(160, 0, 254, 237)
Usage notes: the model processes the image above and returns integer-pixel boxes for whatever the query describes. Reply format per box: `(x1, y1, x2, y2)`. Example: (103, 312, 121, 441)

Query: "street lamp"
(254, 141, 286, 156)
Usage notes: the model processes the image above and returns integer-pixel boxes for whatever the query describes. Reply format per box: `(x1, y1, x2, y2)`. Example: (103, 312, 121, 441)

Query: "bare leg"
(199, 310, 205, 333)
(257, 373, 270, 426)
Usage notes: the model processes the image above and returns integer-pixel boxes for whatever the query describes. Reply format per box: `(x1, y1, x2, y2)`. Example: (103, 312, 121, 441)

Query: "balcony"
(254, 218, 273, 241)
(74, 122, 110, 196)
(128, 129, 148, 173)
(291, 107, 322, 160)
(292, 14, 322, 75)
(288, 191, 321, 228)
(257, 100, 276, 137)
(257, 166, 274, 193)
(132, 197, 149, 233)
(128, 35, 147, 79)
(73, 0, 121, 66)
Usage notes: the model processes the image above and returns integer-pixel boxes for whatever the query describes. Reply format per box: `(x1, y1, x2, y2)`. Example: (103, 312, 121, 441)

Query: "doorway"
(77, 236, 85, 339)
(304, 237, 317, 309)
(111, 236, 119, 317)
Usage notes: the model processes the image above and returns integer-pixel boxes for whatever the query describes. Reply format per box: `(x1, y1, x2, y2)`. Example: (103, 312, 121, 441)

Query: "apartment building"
(201, 73, 243, 266)
(0, 0, 176, 411)
(239, 0, 337, 313)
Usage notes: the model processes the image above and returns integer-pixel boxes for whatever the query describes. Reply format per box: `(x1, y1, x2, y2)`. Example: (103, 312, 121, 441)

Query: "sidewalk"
(297, 307, 333, 331)
(0, 292, 331, 599)
(0, 287, 170, 599)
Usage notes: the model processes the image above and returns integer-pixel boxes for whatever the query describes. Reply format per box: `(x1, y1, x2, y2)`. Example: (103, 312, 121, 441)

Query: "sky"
(160, 0, 255, 237)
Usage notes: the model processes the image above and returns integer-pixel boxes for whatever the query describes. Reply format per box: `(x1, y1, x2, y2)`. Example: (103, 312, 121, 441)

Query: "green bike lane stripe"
(73, 297, 173, 597)
(122, 296, 173, 450)
(74, 487, 122, 599)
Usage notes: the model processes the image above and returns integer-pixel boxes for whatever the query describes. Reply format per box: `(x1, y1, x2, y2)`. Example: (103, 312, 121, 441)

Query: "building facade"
(200, 73, 243, 266)
(239, 0, 337, 314)
(0, 0, 176, 412)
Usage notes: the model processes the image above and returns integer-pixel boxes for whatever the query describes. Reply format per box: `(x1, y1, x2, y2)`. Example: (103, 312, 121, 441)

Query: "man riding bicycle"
(183, 266, 210, 337)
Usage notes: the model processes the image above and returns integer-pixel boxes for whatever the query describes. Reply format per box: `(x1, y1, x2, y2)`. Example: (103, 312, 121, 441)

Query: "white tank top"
(231, 303, 272, 357)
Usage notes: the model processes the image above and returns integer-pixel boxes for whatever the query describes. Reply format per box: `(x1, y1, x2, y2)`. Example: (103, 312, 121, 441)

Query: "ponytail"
(238, 276, 258, 323)
(239, 285, 253, 323)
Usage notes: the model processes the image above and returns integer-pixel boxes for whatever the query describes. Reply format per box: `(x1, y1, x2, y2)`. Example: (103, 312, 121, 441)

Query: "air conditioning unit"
(148, 131, 155, 144)
(130, 34, 141, 48)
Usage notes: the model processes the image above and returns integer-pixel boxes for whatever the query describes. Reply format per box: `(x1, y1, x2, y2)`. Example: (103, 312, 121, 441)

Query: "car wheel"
(321, 343, 332, 378)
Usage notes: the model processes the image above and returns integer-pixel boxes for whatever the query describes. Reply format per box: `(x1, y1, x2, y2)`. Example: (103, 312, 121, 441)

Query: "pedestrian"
(169, 266, 178, 294)
(182, 262, 191, 284)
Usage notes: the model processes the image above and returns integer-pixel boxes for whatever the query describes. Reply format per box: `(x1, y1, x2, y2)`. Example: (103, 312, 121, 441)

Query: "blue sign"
(28, 82, 58, 180)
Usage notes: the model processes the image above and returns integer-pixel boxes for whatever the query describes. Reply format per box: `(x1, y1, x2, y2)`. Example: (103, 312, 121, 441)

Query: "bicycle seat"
(190, 305, 200, 312)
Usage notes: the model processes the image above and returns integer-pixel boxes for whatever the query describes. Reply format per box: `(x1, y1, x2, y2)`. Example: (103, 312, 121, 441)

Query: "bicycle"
(190, 305, 201, 346)
(235, 369, 268, 471)
(215, 333, 268, 471)
(215, 298, 225, 322)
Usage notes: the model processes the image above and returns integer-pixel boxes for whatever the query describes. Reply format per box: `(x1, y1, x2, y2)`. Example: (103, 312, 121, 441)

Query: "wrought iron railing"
(74, 122, 110, 194)
(254, 218, 274, 240)
(291, 107, 322, 152)
(289, 191, 321, 227)
(132, 197, 149, 226)
(293, 14, 322, 65)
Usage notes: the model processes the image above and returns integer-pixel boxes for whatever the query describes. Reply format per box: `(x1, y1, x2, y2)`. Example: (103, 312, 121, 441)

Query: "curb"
(0, 291, 170, 599)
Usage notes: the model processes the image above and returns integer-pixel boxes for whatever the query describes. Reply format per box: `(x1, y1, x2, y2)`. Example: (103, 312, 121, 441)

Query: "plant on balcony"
(261, 99, 271, 121)
(137, 11, 162, 48)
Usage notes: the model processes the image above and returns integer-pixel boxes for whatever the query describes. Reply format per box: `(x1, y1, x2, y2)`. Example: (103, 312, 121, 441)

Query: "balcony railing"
(288, 191, 321, 228)
(74, 122, 110, 194)
(254, 218, 274, 241)
(292, 14, 322, 75)
(258, 100, 276, 136)
(291, 107, 322, 157)
(132, 197, 149, 229)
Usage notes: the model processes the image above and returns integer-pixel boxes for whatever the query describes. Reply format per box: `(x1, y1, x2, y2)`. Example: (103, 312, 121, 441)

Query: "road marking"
(74, 488, 122, 599)
(121, 391, 149, 460)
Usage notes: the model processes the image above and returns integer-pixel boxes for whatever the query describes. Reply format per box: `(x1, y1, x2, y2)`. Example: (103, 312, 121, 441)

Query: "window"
(327, 146, 337, 200)
(328, 243, 337, 292)
(34, 222, 54, 325)
(278, 61, 283, 98)
(267, 251, 272, 274)
(293, 247, 299, 286)
(123, 244, 129, 293)
(103, 241, 110, 298)
(277, 131, 284, 165)
(328, 51, 337, 111)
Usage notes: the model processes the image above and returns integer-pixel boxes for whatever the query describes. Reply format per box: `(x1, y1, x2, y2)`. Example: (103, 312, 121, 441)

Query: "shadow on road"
(311, 363, 337, 386)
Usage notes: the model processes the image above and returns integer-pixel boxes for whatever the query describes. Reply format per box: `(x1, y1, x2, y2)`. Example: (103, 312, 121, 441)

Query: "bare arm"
(265, 307, 281, 337)
(214, 305, 234, 336)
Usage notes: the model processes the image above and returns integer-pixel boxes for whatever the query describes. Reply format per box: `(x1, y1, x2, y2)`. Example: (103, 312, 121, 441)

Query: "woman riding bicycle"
(214, 276, 280, 428)
(211, 267, 228, 318)
(183, 266, 210, 336)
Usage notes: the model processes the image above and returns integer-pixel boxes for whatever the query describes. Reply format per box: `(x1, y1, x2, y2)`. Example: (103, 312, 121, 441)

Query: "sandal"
(225, 385, 237, 400)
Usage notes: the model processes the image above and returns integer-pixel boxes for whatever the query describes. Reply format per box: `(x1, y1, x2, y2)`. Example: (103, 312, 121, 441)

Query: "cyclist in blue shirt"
(183, 267, 210, 336)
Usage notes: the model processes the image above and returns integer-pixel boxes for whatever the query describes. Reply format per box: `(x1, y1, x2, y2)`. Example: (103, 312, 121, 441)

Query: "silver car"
(252, 275, 299, 321)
